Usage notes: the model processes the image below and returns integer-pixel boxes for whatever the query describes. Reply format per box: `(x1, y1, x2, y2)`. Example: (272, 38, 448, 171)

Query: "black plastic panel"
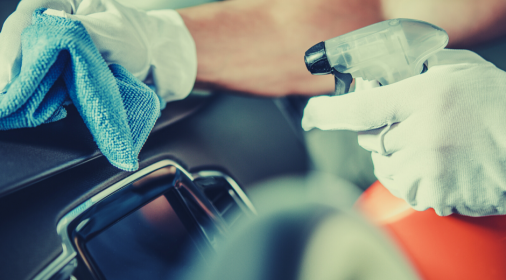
(0, 94, 309, 280)
(0, 93, 211, 198)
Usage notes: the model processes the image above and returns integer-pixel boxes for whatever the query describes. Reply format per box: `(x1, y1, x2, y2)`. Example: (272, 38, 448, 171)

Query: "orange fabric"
(356, 181, 506, 280)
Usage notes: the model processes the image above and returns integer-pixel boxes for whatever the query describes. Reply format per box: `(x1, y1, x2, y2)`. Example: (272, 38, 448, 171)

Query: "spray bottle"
(277, 18, 449, 141)
(304, 18, 449, 94)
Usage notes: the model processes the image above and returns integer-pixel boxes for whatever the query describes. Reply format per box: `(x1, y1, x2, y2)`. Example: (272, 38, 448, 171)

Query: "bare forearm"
(178, 1, 279, 91)
(178, 0, 506, 96)
(178, 0, 383, 96)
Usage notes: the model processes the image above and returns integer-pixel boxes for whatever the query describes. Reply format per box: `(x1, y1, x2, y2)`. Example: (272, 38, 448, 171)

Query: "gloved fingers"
(372, 149, 451, 214)
(373, 172, 420, 208)
(358, 122, 407, 155)
(370, 152, 398, 179)
(375, 169, 450, 215)
(0, 0, 82, 93)
(427, 49, 491, 68)
(354, 77, 380, 91)
(357, 120, 416, 155)
(0, 20, 22, 93)
(371, 154, 419, 207)
(369, 153, 410, 202)
(43, 8, 68, 17)
(302, 49, 497, 133)
(357, 125, 391, 155)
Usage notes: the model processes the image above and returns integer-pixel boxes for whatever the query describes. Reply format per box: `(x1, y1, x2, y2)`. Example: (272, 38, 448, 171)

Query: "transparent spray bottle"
(304, 18, 449, 95)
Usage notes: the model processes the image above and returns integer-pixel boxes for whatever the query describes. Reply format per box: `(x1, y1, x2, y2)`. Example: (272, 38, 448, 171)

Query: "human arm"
(3, 0, 506, 99)
(177, 0, 383, 97)
(178, 0, 506, 97)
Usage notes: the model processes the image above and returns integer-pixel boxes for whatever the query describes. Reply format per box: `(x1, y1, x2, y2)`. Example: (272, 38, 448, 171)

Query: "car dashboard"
(0, 89, 309, 280)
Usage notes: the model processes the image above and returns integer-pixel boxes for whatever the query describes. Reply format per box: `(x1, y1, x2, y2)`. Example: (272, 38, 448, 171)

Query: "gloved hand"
(0, 0, 80, 93)
(0, 0, 196, 102)
(302, 49, 506, 217)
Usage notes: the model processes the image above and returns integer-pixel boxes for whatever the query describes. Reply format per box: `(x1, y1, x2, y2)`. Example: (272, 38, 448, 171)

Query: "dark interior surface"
(0, 93, 211, 198)
(86, 196, 198, 280)
(0, 93, 309, 280)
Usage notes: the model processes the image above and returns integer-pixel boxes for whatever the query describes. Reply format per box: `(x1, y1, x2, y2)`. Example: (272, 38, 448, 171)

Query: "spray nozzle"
(304, 42, 353, 95)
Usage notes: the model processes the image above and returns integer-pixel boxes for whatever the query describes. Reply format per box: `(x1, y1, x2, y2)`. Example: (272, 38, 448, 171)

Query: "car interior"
(0, 1, 312, 279)
(1, 0, 506, 280)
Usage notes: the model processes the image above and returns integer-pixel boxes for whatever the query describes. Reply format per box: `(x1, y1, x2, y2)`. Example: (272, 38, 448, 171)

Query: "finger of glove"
(354, 77, 380, 91)
(428, 49, 491, 68)
(301, 77, 423, 132)
(357, 126, 389, 154)
(373, 147, 455, 214)
(354, 50, 496, 155)
(0, 0, 78, 92)
(358, 120, 415, 155)
(355, 50, 500, 154)
(43, 9, 68, 17)
(357, 123, 392, 155)
(370, 152, 418, 205)
(370, 152, 396, 184)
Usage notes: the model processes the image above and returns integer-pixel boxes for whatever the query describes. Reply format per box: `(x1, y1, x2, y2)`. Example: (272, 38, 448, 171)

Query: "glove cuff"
(146, 9, 197, 102)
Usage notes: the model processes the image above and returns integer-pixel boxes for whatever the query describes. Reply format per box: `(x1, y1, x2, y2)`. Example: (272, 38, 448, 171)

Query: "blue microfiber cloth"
(0, 9, 162, 171)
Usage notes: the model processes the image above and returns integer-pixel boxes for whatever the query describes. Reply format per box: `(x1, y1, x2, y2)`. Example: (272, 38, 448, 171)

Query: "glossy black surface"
(304, 41, 331, 75)
(0, 94, 309, 280)
(85, 196, 199, 280)
(0, 93, 211, 198)
(70, 164, 214, 280)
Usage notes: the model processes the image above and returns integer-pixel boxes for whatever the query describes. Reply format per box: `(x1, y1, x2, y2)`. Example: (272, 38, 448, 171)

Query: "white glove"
(302, 49, 506, 217)
(0, 0, 82, 93)
(1, 0, 197, 102)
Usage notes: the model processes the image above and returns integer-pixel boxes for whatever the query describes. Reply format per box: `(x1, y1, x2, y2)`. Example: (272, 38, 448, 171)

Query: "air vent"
(194, 176, 244, 227)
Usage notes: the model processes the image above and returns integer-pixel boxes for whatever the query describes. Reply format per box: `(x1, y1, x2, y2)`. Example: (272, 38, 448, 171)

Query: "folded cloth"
(0, 8, 161, 171)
